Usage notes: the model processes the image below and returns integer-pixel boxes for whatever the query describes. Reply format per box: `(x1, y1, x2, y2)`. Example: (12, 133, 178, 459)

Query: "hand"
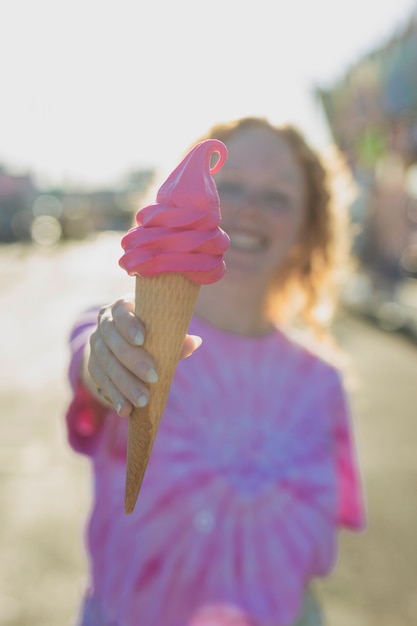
(85, 297, 202, 417)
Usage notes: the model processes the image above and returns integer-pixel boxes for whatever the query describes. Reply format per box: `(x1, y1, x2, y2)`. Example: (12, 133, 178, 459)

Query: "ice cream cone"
(125, 272, 200, 514)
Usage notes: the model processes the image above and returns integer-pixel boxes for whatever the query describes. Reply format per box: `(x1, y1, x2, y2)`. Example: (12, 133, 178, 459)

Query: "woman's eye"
(263, 192, 291, 211)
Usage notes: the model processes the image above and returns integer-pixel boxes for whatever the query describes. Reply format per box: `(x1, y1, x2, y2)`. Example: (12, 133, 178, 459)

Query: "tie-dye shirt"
(66, 309, 365, 626)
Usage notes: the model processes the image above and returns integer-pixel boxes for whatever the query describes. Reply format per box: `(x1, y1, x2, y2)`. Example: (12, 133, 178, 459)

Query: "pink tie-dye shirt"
(66, 309, 365, 626)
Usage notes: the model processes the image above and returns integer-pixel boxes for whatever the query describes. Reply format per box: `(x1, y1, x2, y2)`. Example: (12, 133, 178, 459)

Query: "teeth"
(229, 232, 263, 250)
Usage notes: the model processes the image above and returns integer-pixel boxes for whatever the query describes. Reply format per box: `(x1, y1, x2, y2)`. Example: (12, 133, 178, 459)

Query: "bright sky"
(2, 0, 417, 189)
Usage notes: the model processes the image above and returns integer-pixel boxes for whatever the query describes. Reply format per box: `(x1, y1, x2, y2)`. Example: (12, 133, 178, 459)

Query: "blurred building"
(0, 166, 154, 245)
(317, 7, 417, 297)
(0, 167, 39, 242)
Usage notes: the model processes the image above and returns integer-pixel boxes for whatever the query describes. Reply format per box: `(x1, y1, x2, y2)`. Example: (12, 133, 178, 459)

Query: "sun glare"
(1, 0, 416, 188)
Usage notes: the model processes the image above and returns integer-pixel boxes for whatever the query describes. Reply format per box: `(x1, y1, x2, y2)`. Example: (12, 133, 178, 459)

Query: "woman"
(66, 117, 365, 626)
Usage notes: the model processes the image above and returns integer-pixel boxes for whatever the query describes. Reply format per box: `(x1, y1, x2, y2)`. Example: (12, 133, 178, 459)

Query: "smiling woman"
(204, 122, 306, 334)
(196, 117, 347, 337)
(65, 116, 365, 626)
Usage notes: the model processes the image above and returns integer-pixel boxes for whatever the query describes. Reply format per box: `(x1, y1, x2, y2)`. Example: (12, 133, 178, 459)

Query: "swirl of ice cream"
(119, 139, 229, 284)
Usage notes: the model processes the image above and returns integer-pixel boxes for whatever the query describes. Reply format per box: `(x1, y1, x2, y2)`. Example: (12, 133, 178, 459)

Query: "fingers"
(110, 298, 145, 346)
(100, 309, 158, 382)
(87, 298, 202, 417)
(88, 298, 158, 416)
(87, 344, 132, 417)
(109, 299, 202, 360)
(89, 333, 150, 416)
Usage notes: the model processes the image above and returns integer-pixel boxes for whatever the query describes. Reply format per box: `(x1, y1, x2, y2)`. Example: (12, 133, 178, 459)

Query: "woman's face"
(214, 126, 306, 286)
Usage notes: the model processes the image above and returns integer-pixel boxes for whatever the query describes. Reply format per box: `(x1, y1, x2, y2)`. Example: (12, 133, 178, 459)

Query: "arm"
(66, 305, 109, 455)
(327, 368, 366, 531)
(65, 298, 201, 455)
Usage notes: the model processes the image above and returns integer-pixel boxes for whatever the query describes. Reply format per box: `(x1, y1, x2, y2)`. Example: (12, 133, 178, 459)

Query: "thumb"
(180, 334, 203, 359)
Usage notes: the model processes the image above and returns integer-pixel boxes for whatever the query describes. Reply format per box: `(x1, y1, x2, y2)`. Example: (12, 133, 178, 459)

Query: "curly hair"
(196, 117, 353, 337)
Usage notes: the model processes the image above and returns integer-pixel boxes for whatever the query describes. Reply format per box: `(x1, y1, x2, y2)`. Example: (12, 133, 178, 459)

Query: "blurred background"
(1, 1, 417, 624)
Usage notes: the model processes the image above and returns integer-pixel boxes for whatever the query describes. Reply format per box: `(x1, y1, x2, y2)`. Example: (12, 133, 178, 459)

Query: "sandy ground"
(0, 234, 416, 626)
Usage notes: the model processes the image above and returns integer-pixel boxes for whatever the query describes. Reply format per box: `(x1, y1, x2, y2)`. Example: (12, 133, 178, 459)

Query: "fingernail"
(128, 327, 144, 345)
(137, 395, 148, 407)
(145, 368, 158, 384)
(116, 401, 124, 416)
(189, 334, 203, 349)
(133, 390, 148, 408)
(135, 362, 158, 383)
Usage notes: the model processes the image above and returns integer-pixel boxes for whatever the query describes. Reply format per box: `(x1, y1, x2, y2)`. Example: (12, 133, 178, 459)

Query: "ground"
(0, 234, 416, 626)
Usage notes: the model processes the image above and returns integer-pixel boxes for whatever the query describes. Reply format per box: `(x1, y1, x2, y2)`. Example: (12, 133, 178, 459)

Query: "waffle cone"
(125, 273, 200, 513)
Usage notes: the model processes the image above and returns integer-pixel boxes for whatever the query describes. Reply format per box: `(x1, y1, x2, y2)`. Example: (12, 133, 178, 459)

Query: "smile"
(228, 232, 265, 251)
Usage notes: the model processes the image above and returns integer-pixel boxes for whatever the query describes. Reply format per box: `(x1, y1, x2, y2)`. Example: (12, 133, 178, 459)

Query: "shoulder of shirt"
(277, 325, 345, 381)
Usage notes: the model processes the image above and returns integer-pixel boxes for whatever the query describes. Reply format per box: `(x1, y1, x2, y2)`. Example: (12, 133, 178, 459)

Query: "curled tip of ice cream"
(156, 139, 228, 212)
(119, 139, 230, 284)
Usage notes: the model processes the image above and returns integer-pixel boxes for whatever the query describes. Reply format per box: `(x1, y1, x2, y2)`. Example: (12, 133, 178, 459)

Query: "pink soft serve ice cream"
(119, 139, 229, 282)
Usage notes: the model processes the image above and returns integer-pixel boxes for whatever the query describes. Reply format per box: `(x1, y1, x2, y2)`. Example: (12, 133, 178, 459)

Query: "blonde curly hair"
(196, 117, 353, 338)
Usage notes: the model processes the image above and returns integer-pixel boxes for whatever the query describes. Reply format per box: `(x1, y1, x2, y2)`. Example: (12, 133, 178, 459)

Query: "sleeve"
(65, 306, 110, 456)
(327, 368, 367, 531)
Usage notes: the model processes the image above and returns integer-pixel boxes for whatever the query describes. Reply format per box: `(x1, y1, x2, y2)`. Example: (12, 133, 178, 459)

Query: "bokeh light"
(31, 215, 62, 246)
(32, 194, 62, 218)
